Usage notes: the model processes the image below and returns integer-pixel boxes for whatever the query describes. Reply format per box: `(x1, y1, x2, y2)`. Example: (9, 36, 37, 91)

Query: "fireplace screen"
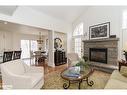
(89, 48, 107, 64)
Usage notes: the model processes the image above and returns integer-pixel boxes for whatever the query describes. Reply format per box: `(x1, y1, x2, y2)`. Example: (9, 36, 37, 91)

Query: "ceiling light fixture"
(37, 32, 43, 44)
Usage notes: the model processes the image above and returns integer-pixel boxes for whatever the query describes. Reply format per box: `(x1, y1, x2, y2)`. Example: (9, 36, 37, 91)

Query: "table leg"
(86, 77, 94, 86)
(78, 80, 82, 89)
(63, 81, 70, 89)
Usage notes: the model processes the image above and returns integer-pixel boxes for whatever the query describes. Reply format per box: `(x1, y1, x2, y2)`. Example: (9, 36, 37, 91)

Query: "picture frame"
(89, 22, 110, 39)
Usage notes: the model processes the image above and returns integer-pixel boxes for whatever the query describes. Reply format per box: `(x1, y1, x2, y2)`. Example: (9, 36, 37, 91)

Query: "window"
(123, 10, 127, 29)
(21, 40, 38, 59)
(21, 40, 30, 59)
(30, 40, 38, 52)
(73, 23, 83, 58)
(74, 38, 81, 57)
(73, 23, 83, 36)
(121, 10, 127, 59)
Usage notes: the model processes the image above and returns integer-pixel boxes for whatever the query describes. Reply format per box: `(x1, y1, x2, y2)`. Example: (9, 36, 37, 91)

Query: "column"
(48, 30, 55, 67)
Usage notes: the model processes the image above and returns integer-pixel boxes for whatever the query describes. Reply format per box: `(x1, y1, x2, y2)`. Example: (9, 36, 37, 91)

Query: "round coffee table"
(61, 65, 94, 89)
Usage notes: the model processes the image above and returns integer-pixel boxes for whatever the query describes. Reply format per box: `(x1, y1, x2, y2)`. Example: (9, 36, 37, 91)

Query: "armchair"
(0, 59, 44, 89)
(67, 53, 80, 67)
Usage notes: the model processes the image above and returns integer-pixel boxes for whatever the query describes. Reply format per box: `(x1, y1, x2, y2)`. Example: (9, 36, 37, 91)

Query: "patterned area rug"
(42, 70, 111, 89)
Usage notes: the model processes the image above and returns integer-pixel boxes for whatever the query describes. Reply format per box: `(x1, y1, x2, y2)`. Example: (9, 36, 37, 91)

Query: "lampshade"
(123, 42, 127, 51)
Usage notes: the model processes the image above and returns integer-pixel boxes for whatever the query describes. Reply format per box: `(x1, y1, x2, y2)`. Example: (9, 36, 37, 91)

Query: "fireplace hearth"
(89, 48, 107, 64)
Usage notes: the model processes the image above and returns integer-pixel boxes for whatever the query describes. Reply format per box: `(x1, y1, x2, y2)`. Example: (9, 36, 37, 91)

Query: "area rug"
(42, 70, 111, 89)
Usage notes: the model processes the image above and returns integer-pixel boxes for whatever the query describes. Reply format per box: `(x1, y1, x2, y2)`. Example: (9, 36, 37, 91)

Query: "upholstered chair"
(67, 53, 80, 67)
(0, 59, 44, 89)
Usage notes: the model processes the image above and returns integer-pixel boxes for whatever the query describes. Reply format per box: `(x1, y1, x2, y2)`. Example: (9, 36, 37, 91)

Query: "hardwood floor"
(0, 58, 68, 89)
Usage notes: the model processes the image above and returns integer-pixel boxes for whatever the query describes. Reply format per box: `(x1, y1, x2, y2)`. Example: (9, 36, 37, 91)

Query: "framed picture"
(89, 22, 110, 39)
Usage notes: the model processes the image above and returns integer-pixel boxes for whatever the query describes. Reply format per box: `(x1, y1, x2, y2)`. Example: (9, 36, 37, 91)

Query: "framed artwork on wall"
(89, 22, 110, 39)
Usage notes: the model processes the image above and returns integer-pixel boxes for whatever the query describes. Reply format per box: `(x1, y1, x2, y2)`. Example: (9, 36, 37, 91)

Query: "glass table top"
(61, 65, 92, 80)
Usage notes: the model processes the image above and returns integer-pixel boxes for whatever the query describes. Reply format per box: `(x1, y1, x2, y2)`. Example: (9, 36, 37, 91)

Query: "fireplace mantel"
(83, 38, 119, 43)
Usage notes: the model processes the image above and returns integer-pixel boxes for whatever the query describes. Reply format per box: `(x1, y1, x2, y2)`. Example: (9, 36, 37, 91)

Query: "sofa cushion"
(105, 78, 127, 89)
(120, 66, 127, 77)
(2, 59, 25, 75)
(110, 70, 127, 83)
(23, 72, 43, 88)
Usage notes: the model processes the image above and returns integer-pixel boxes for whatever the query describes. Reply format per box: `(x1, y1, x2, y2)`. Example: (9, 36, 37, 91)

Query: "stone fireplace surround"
(83, 38, 119, 73)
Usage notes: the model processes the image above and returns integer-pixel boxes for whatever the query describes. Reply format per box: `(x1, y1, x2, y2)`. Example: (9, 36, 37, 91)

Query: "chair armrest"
(118, 60, 127, 71)
(67, 59, 72, 67)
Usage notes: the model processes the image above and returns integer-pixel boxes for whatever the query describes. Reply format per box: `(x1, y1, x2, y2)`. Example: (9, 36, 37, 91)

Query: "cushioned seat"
(23, 72, 43, 88)
(110, 70, 127, 83)
(105, 78, 127, 89)
(105, 70, 127, 89)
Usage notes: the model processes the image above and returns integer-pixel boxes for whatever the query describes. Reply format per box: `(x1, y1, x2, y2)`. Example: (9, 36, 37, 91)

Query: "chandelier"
(37, 32, 43, 44)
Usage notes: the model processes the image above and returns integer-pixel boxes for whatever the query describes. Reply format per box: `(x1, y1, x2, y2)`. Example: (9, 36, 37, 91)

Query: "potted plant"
(82, 56, 88, 62)
(75, 58, 89, 71)
(123, 50, 127, 61)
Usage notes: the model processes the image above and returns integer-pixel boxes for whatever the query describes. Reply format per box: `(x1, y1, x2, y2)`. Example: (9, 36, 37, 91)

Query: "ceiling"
(0, 6, 89, 23)
(0, 20, 49, 36)
(0, 6, 89, 24)
(30, 6, 89, 23)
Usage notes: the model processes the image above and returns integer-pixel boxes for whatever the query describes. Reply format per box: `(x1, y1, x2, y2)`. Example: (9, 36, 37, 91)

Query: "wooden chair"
(3, 51, 13, 63)
(13, 51, 22, 60)
(118, 59, 127, 71)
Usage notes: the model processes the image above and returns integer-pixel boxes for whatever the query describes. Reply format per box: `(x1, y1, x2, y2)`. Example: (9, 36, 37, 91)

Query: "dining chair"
(13, 51, 22, 60)
(3, 51, 13, 63)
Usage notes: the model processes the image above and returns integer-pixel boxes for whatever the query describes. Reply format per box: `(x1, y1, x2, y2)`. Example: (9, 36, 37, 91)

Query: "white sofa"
(0, 59, 44, 89)
(105, 70, 127, 89)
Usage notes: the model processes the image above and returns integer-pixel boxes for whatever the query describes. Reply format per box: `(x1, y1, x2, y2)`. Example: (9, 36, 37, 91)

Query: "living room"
(0, 3, 127, 95)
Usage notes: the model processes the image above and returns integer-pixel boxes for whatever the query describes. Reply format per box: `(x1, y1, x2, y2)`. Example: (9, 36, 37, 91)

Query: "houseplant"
(75, 58, 89, 71)
(123, 50, 127, 61)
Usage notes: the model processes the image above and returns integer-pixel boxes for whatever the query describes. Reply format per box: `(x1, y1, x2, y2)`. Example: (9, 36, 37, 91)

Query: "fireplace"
(89, 48, 107, 64)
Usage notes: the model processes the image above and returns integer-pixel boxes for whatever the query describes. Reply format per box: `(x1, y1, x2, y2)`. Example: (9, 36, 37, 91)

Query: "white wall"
(72, 6, 127, 59)
(0, 31, 13, 51)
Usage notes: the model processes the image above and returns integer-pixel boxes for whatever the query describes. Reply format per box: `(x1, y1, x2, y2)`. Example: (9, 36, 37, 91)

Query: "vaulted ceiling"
(0, 6, 89, 35)
(30, 6, 89, 23)
(0, 6, 89, 23)
(0, 6, 17, 16)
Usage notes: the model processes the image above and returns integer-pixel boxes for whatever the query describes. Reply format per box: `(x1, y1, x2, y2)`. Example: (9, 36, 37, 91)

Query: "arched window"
(73, 23, 83, 36)
(73, 22, 83, 57)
